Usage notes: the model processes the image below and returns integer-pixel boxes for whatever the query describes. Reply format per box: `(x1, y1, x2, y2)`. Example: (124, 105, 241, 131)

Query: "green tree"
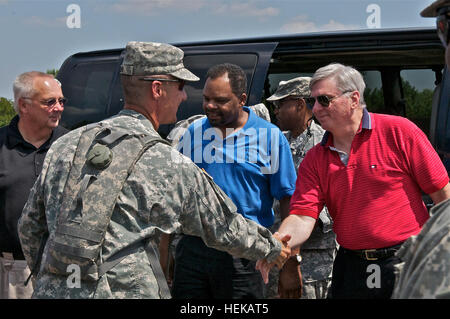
(402, 79, 433, 135)
(364, 79, 433, 136)
(0, 97, 16, 127)
(46, 69, 58, 76)
(364, 87, 385, 113)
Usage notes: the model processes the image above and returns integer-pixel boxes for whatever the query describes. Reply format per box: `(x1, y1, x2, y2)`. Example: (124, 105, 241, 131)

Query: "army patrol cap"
(421, 0, 450, 17)
(267, 76, 311, 101)
(120, 41, 199, 81)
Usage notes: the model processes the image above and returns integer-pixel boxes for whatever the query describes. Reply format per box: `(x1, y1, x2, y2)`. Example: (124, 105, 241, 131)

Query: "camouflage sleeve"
(17, 150, 50, 271)
(392, 199, 450, 299)
(178, 160, 282, 263)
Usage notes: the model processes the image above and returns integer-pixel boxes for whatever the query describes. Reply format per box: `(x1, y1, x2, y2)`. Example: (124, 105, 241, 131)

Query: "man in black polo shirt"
(0, 71, 67, 298)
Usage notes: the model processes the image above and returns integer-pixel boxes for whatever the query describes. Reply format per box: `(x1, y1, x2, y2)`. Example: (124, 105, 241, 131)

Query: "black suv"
(56, 27, 449, 169)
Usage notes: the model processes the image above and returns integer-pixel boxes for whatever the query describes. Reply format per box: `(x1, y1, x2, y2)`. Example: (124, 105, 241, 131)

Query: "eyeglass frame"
(437, 6, 450, 48)
(139, 77, 186, 91)
(22, 97, 67, 109)
(309, 90, 354, 108)
(272, 96, 315, 109)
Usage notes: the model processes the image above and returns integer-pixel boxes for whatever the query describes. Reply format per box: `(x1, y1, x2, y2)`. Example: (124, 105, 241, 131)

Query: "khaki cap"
(120, 41, 199, 81)
(267, 76, 311, 101)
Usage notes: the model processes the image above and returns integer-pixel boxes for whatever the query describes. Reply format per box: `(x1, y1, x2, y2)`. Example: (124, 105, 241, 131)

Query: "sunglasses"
(139, 77, 186, 91)
(309, 91, 353, 107)
(23, 97, 67, 108)
(273, 97, 315, 109)
(437, 7, 450, 48)
(272, 97, 300, 108)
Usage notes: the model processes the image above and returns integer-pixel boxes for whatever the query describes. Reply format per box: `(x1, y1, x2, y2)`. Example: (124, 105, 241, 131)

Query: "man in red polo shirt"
(258, 62, 450, 299)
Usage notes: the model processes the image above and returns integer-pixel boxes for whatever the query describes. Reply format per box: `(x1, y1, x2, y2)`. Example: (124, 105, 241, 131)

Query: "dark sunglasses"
(309, 91, 353, 107)
(437, 7, 450, 48)
(139, 77, 185, 91)
(273, 97, 315, 109)
(272, 97, 300, 108)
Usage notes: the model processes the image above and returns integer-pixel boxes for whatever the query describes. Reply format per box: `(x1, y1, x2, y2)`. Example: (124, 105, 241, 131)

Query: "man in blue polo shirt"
(172, 63, 297, 299)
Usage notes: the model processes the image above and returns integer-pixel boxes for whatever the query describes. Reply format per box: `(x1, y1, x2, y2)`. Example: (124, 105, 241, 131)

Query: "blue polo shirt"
(178, 107, 296, 227)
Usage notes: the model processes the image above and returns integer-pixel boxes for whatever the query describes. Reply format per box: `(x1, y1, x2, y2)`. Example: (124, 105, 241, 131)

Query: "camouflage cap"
(421, 0, 450, 17)
(120, 41, 199, 81)
(266, 76, 311, 101)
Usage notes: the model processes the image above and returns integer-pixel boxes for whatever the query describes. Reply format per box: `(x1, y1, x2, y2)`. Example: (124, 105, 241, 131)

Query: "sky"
(0, 0, 440, 99)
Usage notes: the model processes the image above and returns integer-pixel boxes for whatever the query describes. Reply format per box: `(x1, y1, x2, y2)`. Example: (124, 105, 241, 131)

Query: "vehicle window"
(362, 70, 384, 114)
(400, 69, 437, 137)
(159, 53, 258, 137)
(60, 60, 117, 129)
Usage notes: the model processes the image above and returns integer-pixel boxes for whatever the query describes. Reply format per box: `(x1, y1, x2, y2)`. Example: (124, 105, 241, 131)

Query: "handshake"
(255, 232, 303, 298)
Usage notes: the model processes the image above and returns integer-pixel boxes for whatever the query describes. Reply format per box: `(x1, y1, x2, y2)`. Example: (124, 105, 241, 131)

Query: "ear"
(296, 99, 305, 111)
(18, 97, 30, 114)
(239, 93, 247, 107)
(349, 90, 360, 109)
(150, 81, 164, 99)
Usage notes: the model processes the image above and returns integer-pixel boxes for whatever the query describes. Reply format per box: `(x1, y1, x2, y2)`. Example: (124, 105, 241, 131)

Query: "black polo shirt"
(0, 115, 68, 259)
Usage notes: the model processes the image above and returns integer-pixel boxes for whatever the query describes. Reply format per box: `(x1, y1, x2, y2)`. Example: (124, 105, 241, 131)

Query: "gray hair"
(13, 71, 60, 113)
(310, 63, 366, 108)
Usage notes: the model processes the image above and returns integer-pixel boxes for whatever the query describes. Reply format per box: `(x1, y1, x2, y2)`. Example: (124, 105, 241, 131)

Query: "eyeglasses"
(272, 97, 300, 108)
(23, 97, 67, 108)
(309, 91, 353, 107)
(436, 7, 450, 48)
(139, 77, 186, 91)
(273, 97, 315, 109)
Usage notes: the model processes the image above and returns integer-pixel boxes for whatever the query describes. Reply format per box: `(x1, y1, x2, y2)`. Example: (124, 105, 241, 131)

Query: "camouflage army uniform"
(249, 103, 271, 122)
(269, 120, 337, 299)
(391, 198, 450, 299)
(17, 109, 283, 299)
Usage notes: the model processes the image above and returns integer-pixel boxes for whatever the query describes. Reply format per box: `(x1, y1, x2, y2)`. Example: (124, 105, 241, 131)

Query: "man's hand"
(272, 232, 291, 268)
(256, 232, 291, 283)
(278, 256, 303, 298)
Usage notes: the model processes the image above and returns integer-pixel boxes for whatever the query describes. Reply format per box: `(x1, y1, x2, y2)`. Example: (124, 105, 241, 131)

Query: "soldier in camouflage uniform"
(266, 77, 337, 299)
(17, 41, 290, 299)
(391, 0, 450, 299)
(391, 198, 450, 298)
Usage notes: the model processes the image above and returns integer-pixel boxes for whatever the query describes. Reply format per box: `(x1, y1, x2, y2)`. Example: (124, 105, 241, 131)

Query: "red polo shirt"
(290, 110, 449, 250)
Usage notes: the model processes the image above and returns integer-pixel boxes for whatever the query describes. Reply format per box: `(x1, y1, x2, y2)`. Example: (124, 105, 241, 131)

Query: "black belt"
(340, 243, 403, 261)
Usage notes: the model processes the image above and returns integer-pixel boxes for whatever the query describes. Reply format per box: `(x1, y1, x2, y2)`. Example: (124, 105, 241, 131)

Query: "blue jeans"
(172, 235, 264, 299)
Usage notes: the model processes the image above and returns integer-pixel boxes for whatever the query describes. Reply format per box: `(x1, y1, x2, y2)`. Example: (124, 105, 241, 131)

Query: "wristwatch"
(292, 254, 302, 263)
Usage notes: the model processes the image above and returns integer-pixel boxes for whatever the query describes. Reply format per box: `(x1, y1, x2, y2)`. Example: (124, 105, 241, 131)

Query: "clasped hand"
(255, 232, 291, 284)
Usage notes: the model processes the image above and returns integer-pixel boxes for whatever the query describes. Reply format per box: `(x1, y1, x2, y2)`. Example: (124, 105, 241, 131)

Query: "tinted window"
(400, 69, 437, 136)
(60, 60, 117, 129)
